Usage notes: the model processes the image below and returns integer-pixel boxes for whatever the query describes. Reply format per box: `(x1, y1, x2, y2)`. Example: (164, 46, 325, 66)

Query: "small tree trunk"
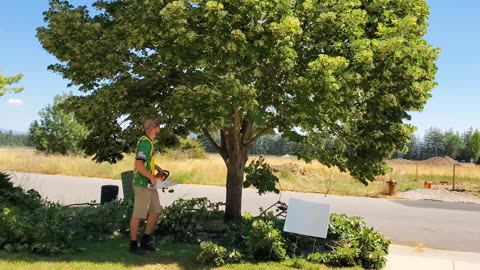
(224, 152, 247, 223)
(203, 118, 254, 223)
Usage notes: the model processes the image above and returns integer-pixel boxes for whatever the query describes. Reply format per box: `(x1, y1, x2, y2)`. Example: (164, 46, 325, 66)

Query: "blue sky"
(1, 0, 479, 136)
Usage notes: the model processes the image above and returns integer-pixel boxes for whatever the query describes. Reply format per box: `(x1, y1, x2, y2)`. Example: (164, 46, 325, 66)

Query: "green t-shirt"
(133, 135, 155, 187)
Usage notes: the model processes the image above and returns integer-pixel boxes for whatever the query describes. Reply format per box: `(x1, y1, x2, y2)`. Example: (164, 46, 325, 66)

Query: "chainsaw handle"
(161, 170, 169, 180)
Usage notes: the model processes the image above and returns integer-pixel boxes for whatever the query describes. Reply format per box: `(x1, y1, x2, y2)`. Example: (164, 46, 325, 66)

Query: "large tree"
(405, 134, 421, 160)
(37, 0, 439, 221)
(458, 127, 474, 162)
(29, 94, 89, 155)
(421, 127, 444, 158)
(442, 130, 463, 159)
(470, 130, 480, 164)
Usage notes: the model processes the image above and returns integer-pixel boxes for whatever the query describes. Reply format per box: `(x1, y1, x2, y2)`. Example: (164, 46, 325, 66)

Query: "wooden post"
(452, 164, 456, 191)
(415, 164, 418, 181)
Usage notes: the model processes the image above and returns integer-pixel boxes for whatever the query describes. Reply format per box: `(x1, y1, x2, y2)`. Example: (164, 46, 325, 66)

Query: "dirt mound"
(418, 156, 459, 166)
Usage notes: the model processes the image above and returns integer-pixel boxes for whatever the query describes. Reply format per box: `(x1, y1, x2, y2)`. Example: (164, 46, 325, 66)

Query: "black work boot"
(140, 234, 157, 252)
(129, 240, 147, 255)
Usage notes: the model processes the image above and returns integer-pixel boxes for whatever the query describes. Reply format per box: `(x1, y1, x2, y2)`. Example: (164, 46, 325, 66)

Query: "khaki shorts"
(132, 186, 162, 219)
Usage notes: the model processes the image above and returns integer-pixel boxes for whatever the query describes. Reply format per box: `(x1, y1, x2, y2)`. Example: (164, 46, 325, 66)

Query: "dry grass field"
(1, 148, 479, 197)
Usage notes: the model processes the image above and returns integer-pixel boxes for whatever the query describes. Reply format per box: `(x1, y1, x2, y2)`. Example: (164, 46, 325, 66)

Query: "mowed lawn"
(0, 238, 360, 270)
(1, 148, 479, 197)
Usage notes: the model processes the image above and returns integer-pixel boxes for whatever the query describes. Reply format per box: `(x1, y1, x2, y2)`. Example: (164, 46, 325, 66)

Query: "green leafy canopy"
(29, 94, 89, 155)
(470, 130, 480, 163)
(37, 0, 439, 183)
(0, 69, 23, 96)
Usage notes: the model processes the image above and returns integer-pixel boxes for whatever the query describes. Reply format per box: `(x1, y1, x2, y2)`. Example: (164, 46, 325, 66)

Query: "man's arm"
(135, 160, 156, 184)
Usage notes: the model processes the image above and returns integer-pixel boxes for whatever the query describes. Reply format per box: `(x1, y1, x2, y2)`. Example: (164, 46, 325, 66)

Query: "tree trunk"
(203, 117, 258, 223)
(224, 152, 247, 222)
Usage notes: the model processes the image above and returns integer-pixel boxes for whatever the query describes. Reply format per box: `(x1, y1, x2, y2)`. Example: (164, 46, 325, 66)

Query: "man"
(129, 118, 165, 255)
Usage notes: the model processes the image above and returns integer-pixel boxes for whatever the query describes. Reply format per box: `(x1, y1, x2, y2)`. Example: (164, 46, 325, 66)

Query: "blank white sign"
(283, 198, 331, 238)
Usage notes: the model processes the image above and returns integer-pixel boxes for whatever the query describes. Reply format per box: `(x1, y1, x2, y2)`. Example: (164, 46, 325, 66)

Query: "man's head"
(144, 118, 161, 138)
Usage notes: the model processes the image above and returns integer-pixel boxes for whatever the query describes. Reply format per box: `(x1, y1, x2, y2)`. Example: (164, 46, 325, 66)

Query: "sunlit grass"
(1, 148, 479, 197)
(0, 238, 360, 270)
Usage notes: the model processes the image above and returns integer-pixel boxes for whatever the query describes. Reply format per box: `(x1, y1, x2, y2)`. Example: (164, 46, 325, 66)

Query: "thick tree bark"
(223, 114, 250, 222)
(224, 152, 247, 222)
(203, 115, 258, 222)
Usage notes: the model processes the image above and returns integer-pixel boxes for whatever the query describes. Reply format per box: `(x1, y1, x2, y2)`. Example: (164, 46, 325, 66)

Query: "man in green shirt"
(129, 118, 164, 255)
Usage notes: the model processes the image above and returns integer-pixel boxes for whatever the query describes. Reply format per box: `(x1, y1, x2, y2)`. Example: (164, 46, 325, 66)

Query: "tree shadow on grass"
(0, 238, 215, 270)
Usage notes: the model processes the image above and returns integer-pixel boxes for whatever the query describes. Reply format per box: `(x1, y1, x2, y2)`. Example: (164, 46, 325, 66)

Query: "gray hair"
(144, 119, 160, 131)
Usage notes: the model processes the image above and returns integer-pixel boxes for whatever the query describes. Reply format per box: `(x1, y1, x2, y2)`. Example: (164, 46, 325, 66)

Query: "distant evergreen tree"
(458, 127, 474, 162)
(421, 127, 445, 159)
(0, 130, 31, 147)
(442, 130, 464, 159)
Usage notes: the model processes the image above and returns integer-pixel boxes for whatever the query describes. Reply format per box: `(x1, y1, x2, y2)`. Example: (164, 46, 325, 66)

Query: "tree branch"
(232, 109, 242, 154)
(202, 128, 221, 151)
(244, 127, 271, 146)
(203, 128, 227, 159)
(241, 120, 253, 144)
(318, 118, 349, 145)
(220, 129, 228, 156)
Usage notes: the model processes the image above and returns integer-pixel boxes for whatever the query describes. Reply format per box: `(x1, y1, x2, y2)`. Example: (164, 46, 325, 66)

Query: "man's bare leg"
(130, 217, 141, 241)
(145, 212, 159, 234)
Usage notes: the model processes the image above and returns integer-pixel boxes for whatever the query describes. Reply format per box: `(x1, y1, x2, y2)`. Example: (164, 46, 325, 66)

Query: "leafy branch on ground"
(0, 171, 131, 255)
(1, 170, 390, 269)
(195, 206, 390, 269)
(155, 197, 225, 242)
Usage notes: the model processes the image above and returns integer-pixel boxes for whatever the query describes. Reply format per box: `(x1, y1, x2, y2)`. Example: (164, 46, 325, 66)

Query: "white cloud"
(7, 98, 24, 106)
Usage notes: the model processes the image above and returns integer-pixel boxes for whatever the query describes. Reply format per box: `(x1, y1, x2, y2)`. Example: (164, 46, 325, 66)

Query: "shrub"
(196, 241, 242, 266)
(224, 205, 390, 268)
(65, 200, 132, 241)
(306, 214, 391, 269)
(226, 213, 287, 262)
(164, 139, 207, 160)
(357, 227, 390, 269)
(154, 197, 390, 269)
(0, 171, 131, 255)
(308, 246, 361, 267)
(0, 171, 46, 210)
(245, 219, 286, 261)
(197, 241, 228, 266)
(180, 139, 207, 159)
(0, 201, 131, 255)
(0, 207, 29, 247)
(328, 213, 366, 241)
(155, 197, 224, 242)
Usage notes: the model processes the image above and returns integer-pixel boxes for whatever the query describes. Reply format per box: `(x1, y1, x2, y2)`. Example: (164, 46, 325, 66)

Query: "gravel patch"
(398, 189, 480, 204)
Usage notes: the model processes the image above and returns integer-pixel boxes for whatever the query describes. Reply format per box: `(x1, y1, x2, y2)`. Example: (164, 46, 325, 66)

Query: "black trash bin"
(100, 185, 119, 204)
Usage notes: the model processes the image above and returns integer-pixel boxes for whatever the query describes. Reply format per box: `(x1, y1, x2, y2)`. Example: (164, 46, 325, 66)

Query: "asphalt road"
(7, 171, 480, 253)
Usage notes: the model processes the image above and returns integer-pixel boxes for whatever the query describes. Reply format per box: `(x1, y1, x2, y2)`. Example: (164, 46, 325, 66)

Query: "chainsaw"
(148, 170, 178, 193)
